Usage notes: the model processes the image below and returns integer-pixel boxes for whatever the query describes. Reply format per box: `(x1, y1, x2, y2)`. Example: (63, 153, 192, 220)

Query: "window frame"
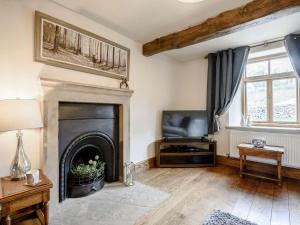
(242, 52, 300, 127)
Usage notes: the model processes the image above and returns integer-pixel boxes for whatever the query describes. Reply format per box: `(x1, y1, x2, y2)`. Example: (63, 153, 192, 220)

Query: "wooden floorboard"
(271, 183, 290, 225)
(229, 176, 258, 220)
(14, 166, 299, 225)
(135, 166, 300, 225)
(247, 181, 274, 225)
(287, 180, 300, 225)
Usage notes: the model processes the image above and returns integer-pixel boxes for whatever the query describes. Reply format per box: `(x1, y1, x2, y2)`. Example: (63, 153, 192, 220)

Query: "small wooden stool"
(238, 144, 284, 186)
(0, 170, 52, 225)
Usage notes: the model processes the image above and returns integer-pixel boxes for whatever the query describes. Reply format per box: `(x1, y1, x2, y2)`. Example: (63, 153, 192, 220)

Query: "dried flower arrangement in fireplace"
(71, 155, 105, 179)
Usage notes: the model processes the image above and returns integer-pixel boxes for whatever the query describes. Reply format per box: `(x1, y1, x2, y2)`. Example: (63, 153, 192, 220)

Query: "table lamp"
(0, 99, 43, 180)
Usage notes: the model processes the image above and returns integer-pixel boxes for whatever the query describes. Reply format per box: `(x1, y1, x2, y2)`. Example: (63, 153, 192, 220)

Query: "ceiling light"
(178, 0, 205, 3)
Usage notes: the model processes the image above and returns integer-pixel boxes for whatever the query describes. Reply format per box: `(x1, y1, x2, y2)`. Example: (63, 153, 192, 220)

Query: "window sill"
(226, 125, 300, 134)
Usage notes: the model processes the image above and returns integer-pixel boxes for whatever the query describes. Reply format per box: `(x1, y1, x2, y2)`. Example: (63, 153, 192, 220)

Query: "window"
(243, 46, 299, 126)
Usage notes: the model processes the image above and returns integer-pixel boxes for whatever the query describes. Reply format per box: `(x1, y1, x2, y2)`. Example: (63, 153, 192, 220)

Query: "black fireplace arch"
(59, 131, 117, 202)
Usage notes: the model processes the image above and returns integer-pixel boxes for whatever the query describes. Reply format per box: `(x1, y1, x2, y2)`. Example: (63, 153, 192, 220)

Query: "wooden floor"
(135, 166, 300, 225)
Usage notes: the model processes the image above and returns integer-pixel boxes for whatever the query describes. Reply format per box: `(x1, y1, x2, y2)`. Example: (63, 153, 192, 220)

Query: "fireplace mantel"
(40, 78, 133, 207)
(41, 78, 133, 97)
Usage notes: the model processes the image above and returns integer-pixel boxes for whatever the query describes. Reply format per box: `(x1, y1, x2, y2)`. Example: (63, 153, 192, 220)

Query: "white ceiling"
(51, 0, 300, 62)
(51, 0, 251, 42)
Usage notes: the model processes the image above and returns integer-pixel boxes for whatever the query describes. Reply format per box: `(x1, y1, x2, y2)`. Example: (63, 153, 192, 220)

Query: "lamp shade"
(0, 99, 43, 132)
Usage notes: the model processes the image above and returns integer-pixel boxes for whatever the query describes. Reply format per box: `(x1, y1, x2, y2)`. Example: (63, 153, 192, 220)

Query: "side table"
(0, 170, 52, 225)
(238, 144, 284, 186)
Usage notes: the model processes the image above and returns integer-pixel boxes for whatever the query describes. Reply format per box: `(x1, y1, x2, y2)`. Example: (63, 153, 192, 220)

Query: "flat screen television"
(162, 110, 208, 138)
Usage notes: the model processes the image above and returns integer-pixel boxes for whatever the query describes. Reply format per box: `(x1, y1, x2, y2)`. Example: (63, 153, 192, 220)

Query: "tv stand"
(156, 138, 216, 167)
(164, 137, 210, 143)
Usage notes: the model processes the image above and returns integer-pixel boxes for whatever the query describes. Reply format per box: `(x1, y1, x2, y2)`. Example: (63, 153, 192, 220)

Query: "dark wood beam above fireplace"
(143, 0, 300, 56)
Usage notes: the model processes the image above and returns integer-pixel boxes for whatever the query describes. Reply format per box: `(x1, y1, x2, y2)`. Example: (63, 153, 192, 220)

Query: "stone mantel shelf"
(40, 78, 134, 97)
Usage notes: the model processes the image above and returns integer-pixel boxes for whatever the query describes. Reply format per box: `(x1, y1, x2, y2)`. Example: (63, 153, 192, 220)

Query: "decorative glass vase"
(246, 115, 252, 127)
(240, 114, 246, 126)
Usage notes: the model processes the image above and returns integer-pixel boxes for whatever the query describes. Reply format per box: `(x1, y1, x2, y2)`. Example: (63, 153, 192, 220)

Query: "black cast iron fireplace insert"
(59, 103, 119, 202)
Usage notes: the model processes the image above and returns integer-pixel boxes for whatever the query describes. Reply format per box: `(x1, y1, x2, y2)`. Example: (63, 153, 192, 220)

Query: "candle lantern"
(124, 162, 135, 186)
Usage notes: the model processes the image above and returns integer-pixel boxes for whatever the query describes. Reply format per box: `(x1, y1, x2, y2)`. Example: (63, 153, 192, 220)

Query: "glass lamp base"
(10, 130, 31, 180)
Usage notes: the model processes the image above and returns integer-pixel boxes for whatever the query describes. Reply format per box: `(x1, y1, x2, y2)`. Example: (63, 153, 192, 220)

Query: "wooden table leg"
(0, 204, 2, 224)
(243, 155, 247, 170)
(156, 141, 161, 168)
(278, 158, 282, 186)
(42, 202, 49, 225)
(36, 209, 45, 225)
(240, 155, 244, 178)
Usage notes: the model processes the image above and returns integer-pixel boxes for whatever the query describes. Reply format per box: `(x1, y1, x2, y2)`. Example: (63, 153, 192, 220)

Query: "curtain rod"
(204, 35, 300, 59)
(249, 38, 284, 48)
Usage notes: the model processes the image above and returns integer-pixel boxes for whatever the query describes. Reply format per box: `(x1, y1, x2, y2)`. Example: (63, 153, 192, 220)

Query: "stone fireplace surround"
(41, 78, 133, 207)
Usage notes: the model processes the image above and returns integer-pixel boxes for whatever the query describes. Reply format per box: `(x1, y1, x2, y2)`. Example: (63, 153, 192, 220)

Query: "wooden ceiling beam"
(143, 0, 300, 56)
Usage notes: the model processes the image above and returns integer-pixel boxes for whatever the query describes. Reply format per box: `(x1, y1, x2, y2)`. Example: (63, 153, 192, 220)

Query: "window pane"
(246, 61, 268, 77)
(270, 57, 294, 74)
(246, 81, 267, 121)
(273, 78, 297, 122)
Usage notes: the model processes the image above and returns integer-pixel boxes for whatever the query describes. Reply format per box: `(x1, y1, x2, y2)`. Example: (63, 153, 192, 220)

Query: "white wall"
(0, 0, 180, 176)
(173, 58, 230, 156)
(173, 59, 208, 109)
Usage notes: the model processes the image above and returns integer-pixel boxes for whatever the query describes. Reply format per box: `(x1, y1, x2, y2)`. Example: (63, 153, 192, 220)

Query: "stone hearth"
(51, 182, 169, 225)
(41, 78, 133, 207)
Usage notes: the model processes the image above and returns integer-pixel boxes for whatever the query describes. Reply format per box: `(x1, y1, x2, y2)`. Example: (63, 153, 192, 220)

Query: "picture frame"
(35, 11, 130, 80)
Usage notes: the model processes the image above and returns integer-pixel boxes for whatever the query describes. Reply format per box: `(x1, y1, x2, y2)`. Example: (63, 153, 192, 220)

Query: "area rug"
(50, 182, 169, 225)
(203, 210, 257, 225)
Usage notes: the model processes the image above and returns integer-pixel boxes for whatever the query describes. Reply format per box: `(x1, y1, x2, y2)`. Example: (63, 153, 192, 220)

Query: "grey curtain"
(207, 46, 250, 134)
(284, 34, 300, 78)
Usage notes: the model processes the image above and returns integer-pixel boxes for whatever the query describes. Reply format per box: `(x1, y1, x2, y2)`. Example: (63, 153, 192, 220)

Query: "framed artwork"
(35, 11, 130, 80)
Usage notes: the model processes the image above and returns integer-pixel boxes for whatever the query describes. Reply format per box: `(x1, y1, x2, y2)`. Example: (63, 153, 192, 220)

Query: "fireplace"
(59, 102, 119, 202)
(41, 78, 133, 207)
